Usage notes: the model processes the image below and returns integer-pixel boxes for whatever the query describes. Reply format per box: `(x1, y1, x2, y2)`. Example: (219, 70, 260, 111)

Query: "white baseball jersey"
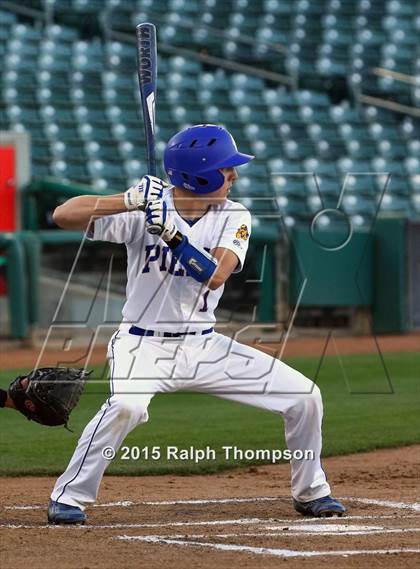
(90, 187, 252, 333)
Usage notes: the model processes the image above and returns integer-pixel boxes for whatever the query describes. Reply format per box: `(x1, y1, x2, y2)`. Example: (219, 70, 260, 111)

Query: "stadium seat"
(0, 10, 418, 222)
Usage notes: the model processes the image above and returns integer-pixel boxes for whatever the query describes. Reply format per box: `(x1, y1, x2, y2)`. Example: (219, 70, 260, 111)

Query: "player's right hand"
(123, 175, 166, 211)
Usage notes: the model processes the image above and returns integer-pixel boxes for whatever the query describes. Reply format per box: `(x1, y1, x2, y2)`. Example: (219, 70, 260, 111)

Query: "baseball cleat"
(293, 495, 346, 517)
(47, 499, 86, 525)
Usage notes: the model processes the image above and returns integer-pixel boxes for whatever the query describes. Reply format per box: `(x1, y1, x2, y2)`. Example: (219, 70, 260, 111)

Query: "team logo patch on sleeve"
(235, 224, 249, 240)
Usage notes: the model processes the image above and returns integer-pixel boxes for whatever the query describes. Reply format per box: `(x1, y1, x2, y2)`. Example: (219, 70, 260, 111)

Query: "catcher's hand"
(8, 368, 91, 429)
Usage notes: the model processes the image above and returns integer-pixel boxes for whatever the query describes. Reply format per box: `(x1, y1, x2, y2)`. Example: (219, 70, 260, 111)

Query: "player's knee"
(301, 383, 322, 414)
(289, 381, 322, 417)
(111, 397, 149, 425)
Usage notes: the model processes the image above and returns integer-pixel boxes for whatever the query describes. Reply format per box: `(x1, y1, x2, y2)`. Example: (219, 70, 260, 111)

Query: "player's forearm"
(53, 194, 127, 230)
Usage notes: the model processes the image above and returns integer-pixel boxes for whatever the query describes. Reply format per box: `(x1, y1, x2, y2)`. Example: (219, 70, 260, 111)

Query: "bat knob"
(147, 225, 163, 235)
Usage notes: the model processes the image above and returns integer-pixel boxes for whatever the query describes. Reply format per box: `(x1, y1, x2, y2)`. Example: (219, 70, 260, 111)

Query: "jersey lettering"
(141, 244, 186, 276)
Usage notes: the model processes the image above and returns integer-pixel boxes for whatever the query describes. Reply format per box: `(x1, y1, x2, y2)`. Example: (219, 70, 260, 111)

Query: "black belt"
(129, 326, 214, 338)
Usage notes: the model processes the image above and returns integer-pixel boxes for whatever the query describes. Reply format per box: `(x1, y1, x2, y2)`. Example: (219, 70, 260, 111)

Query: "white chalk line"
(5, 495, 420, 512)
(341, 497, 420, 512)
(114, 527, 420, 538)
(115, 535, 420, 558)
(4, 497, 283, 510)
(0, 517, 277, 530)
(2, 517, 420, 532)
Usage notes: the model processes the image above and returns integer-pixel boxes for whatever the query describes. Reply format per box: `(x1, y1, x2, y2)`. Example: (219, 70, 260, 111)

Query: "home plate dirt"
(1, 445, 419, 569)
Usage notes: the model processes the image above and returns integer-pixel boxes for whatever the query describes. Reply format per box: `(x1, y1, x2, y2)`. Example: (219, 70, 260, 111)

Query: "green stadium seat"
(111, 123, 140, 143)
(337, 157, 371, 174)
(267, 158, 303, 174)
(230, 73, 265, 91)
(32, 161, 51, 178)
(239, 160, 267, 178)
(0, 9, 17, 25)
(370, 157, 404, 175)
(243, 123, 277, 141)
(330, 105, 361, 123)
(40, 40, 73, 59)
(340, 173, 377, 197)
(45, 123, 80, 141)
(304, 158, 337, 176)
(271, 175, 306, 197)
(167, 73, 199, 90)
(377, 139, 407, 159)
(199, 88, 230, 105)
(118, 141, 147, 161)
(404, 157, 420, 176)
(411, 194, 420, 216)
(12, 24, 42, 42)
(229, 89, 264, 106)
(168, 56, 202, 75)
(283, 140, 317, 160)
(51, 140, 87, 161)
(45, 24, 79, 42)
(234, 177, 270, 197)
(263, 89, 296, 106)
(341, 194, 376, 216)
(171, 105, 205, 123)
(198, 71, 227, 90)
(8, 39, 39, 57)
(276, 195, 310, 218)
(124, 159, 148, 179)
(379, 193, 411, 215)
(251, 139, 284, 160)
(202, 105, 234, 123)
(85, 141, 121, 162)
(305, 174, 340, 196)
(79, 123, 114, 142)
(346, 140, 378, 159)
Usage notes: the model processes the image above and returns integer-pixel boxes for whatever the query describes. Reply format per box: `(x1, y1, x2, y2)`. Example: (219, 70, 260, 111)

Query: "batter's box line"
(2, 514, 420, 531)
(341, 497, 420, 512)
(2, 513, 420, 531)
(114, 535, 420, 559)
(5, 495, 420, 512)
(115, 526, 420, 538)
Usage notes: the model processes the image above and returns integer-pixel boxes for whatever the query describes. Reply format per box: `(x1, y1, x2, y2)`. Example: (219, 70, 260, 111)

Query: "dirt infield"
(1, 445, 419, 568)
(0, 332, 419, 371)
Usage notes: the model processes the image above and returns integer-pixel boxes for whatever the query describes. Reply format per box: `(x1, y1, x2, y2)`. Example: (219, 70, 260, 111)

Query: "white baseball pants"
(51, 330, 331, 508)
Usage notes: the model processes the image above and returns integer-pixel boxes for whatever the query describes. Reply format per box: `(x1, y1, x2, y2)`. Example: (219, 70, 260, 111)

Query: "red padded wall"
(0, 146, 17, 231)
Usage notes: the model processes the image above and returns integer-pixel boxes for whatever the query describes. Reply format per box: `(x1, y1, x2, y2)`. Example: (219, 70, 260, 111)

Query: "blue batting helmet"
(163, 124, 254, 194)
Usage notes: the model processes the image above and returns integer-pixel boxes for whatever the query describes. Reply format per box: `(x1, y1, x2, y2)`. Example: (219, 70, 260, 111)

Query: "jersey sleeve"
(214, 205, 252, 273)
(88, 211, 144, 244)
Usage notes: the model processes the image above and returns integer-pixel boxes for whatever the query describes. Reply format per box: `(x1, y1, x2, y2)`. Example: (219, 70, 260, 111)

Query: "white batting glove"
(123, 175, 166, 211)
(145, 199, 178, 241)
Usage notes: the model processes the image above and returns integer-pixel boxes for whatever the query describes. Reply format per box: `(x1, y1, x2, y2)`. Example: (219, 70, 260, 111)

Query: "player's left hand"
(145, 199, 178, 241)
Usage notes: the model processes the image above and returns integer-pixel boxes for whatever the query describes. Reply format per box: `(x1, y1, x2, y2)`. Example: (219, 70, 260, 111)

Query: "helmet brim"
(202, 151, 255, 172)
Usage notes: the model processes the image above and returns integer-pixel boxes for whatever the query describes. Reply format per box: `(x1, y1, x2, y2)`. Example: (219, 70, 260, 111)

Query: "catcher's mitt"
(8, 367, 90, 429)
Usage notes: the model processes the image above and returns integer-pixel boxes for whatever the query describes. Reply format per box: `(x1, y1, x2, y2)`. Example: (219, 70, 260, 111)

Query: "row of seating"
(0, 11, 418, 227)
(5, 0, 418, 106)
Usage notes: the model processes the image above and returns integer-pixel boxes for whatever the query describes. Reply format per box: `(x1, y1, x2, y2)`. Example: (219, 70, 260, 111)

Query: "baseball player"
(48, 124, 345, 524)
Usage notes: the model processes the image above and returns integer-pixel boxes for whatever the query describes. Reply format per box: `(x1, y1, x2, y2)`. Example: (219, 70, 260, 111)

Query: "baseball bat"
(135, 22, 157, 177)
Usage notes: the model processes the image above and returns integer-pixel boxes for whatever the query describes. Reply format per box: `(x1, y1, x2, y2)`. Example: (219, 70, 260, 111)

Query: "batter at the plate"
(48, 124, 346, 524)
